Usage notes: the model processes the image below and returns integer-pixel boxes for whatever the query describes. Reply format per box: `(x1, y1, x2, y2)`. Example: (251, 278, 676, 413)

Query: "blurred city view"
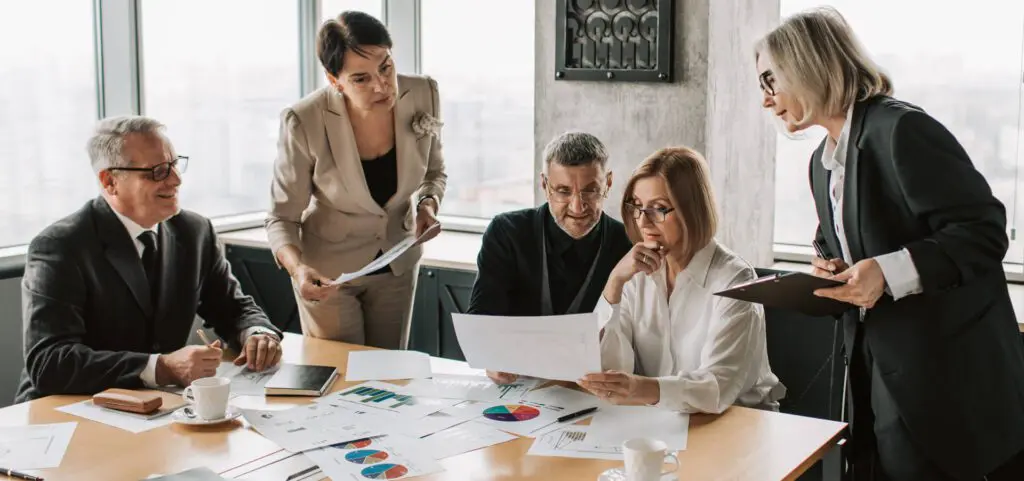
(1, 1, 1022, 266)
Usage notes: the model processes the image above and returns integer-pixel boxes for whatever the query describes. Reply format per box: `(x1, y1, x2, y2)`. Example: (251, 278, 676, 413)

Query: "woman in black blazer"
(755, 7, 1024, 481)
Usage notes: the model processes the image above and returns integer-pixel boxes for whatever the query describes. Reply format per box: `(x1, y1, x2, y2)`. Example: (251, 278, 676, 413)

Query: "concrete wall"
(535, 0, 779, 266)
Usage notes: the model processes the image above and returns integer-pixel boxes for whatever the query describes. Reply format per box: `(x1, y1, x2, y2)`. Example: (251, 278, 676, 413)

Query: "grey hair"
(87, 115, 166, 174)
(542, 131, 609, 170)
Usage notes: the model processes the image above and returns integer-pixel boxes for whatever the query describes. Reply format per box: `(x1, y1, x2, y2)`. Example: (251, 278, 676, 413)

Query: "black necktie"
(138, 231, 159, 305)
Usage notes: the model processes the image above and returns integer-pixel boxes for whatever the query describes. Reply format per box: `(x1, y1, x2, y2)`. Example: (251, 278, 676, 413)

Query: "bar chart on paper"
(321, 381, 461, 419)
(342, 386, 417, 409)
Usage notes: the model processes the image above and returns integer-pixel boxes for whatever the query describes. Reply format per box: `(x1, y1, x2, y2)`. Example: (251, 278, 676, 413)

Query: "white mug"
(622, 437, 679, 481)
(181, 376, 231, 420)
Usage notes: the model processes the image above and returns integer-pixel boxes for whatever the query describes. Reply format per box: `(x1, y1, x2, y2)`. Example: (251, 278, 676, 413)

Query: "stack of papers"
(241, 402, 398, 453)
(304, 434, 443, 480)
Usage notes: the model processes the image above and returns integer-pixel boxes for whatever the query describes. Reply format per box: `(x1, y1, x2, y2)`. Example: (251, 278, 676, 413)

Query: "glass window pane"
(0, 3, 96, 248)
(320, 0, 383, 22)
(421, 0, 535, 218)
(141, 0, 300, 220)
(775, 1, 1024, 264)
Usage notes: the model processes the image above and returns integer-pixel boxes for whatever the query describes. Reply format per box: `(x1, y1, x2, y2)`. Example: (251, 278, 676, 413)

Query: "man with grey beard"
(467, 131, 632, 385)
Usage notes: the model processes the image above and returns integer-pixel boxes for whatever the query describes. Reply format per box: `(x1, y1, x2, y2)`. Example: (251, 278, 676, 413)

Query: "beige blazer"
(266, 74, 446, 278)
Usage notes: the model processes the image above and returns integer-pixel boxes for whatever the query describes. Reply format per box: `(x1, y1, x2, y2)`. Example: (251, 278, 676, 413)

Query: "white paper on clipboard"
(330, 222, 440, 286)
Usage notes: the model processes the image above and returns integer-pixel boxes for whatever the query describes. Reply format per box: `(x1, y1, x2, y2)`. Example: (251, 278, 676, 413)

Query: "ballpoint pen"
(0, 467, 44, 481)
(557, 406, 598, 423)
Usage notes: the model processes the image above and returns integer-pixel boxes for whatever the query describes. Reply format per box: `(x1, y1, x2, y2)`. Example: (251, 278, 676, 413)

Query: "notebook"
(713, 271, 856, 316)
(264, 363, 339, 396)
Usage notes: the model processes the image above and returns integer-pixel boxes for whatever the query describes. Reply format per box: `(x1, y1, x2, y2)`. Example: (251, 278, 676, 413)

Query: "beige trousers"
(295, 270, 417, 350)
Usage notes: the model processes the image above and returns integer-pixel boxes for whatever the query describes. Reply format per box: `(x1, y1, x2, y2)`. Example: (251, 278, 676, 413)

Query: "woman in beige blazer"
(266, 11, 446, 349)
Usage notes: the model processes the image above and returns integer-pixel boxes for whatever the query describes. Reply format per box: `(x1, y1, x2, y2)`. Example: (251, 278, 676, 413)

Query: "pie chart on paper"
(345, 449, 390, 464)
(333, 438, 373, 450)
(483, 404, 541, 422)
(360, 463, 410, 479)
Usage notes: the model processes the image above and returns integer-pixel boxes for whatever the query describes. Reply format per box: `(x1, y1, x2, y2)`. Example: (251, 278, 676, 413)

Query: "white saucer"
(597, 468, 677, 481)
(172, 405, 242, 425)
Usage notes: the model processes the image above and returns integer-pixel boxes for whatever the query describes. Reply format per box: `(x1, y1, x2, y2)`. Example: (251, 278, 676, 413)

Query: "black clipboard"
(713, 271, 856, 317)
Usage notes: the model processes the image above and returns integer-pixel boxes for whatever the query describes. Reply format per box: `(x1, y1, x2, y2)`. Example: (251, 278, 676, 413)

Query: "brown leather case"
(92, 388, 164, 414)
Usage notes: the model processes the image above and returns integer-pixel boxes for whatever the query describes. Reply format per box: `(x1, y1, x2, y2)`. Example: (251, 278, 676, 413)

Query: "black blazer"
(15, 197, 278, 403)
(810, 96, 1024, 479)
(468, 205, 632, 316)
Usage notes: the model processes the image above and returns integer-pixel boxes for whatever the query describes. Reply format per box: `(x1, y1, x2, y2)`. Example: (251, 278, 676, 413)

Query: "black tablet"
(713, 271, 856, 317)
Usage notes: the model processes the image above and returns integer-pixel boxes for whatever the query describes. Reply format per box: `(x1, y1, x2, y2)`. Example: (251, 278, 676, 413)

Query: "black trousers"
(845, 332, 1024, 481)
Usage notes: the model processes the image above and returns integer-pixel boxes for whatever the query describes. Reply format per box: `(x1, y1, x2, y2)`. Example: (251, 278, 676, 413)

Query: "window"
(320, 0, 383, 23)
(775, 1, 1024, 264)
(141, 0, 301, 220)
(421, 0, 535, 218)
(0, 2, 96, 248)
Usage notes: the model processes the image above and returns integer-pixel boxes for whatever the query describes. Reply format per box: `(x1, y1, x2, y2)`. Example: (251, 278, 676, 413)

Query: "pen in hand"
(195, 329, 214, 347)
(811, 240, 835, 273)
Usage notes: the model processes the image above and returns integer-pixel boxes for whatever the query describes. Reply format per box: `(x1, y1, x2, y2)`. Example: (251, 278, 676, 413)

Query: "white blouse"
(597, 240, 785, 413)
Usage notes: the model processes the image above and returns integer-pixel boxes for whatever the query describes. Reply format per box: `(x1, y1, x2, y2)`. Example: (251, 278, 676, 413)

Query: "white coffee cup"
(622, 437, 679, 481)
(181, 376, 231, 420)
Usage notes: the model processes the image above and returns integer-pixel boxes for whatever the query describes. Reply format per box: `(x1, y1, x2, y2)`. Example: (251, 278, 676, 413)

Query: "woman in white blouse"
(578, 146, 784, 413)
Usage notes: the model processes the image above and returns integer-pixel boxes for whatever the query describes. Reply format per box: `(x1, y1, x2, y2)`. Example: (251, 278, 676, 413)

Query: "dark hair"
(542, 131, 609, 169)
(317, 11, 393, 77)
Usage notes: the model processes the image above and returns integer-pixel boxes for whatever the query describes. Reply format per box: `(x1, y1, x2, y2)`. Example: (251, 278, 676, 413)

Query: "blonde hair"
(622, 147, 718, 262)
(755, 6, 892, 124)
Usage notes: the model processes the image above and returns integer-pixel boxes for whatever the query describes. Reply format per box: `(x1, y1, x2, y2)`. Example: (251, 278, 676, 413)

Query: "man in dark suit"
(15, 116, 282, 403)
(468, 131, 632, 384)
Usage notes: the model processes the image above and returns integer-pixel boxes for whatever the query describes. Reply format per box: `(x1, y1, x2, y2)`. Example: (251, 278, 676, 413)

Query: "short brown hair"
(622, 147, 718, 260)
(317, 11, 392, 77)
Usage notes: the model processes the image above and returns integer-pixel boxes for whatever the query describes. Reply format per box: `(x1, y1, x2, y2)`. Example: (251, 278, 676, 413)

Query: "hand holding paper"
(330, 222, 441, 286)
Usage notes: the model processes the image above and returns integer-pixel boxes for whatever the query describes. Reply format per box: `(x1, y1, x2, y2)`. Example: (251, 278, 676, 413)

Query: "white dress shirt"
(597, 240, 785, 414)
(822, 106, 923, 300)
(110, 209, 274, 388)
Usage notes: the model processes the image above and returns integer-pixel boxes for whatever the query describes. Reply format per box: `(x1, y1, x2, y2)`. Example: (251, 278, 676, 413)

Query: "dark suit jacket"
(468, 205, 632, 316)
(15, 197, 279, 403)
(809, 96, 1024, 479)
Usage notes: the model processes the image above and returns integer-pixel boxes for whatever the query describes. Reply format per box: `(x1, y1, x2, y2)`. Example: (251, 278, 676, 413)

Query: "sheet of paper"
(146, 466, 229, 480)
(396, 374, 541, 402)
(521, 385, 598, 413)
(58, 400, 174, 433)
(304, 433, 444, 481)
(527, 425, 623, 460)
(241, 402, 397, 453)
(221, 450, 326, 481)
(429, 356, 485, 377)
(451, 313, 601, 381)
(586, 405, 689, 450)
(423, 421, 518, 460)
(393, 401, 481, 438)
(0, 422, 77, 469)
(330, 223, 440, 286)
(217, 362, 280, 396)
(345, 350, 432, 382)
(319, 381, 460, 419)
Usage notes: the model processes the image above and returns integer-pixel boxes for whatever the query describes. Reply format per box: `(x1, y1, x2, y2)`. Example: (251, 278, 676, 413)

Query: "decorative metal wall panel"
(555, 0, 673, 82)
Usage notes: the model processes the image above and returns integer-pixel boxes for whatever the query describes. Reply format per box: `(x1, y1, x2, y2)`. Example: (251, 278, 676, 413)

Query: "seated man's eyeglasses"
(107, 155, 189, 182)
(625, 203, 675, 223)
(547, 186, 606, 205)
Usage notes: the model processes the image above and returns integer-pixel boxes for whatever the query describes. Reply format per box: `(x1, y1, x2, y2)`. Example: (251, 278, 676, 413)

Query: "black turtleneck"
(544, 209, 603, 314)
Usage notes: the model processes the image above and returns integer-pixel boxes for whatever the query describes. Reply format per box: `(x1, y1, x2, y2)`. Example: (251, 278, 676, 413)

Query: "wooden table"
(1, 334, 846, 481)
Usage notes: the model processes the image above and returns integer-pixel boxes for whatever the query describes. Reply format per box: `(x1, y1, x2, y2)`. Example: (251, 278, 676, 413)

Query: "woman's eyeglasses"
(758, 70, 778, 96)
(625, 203, 675, 223)
(108, 155, 189, 182)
